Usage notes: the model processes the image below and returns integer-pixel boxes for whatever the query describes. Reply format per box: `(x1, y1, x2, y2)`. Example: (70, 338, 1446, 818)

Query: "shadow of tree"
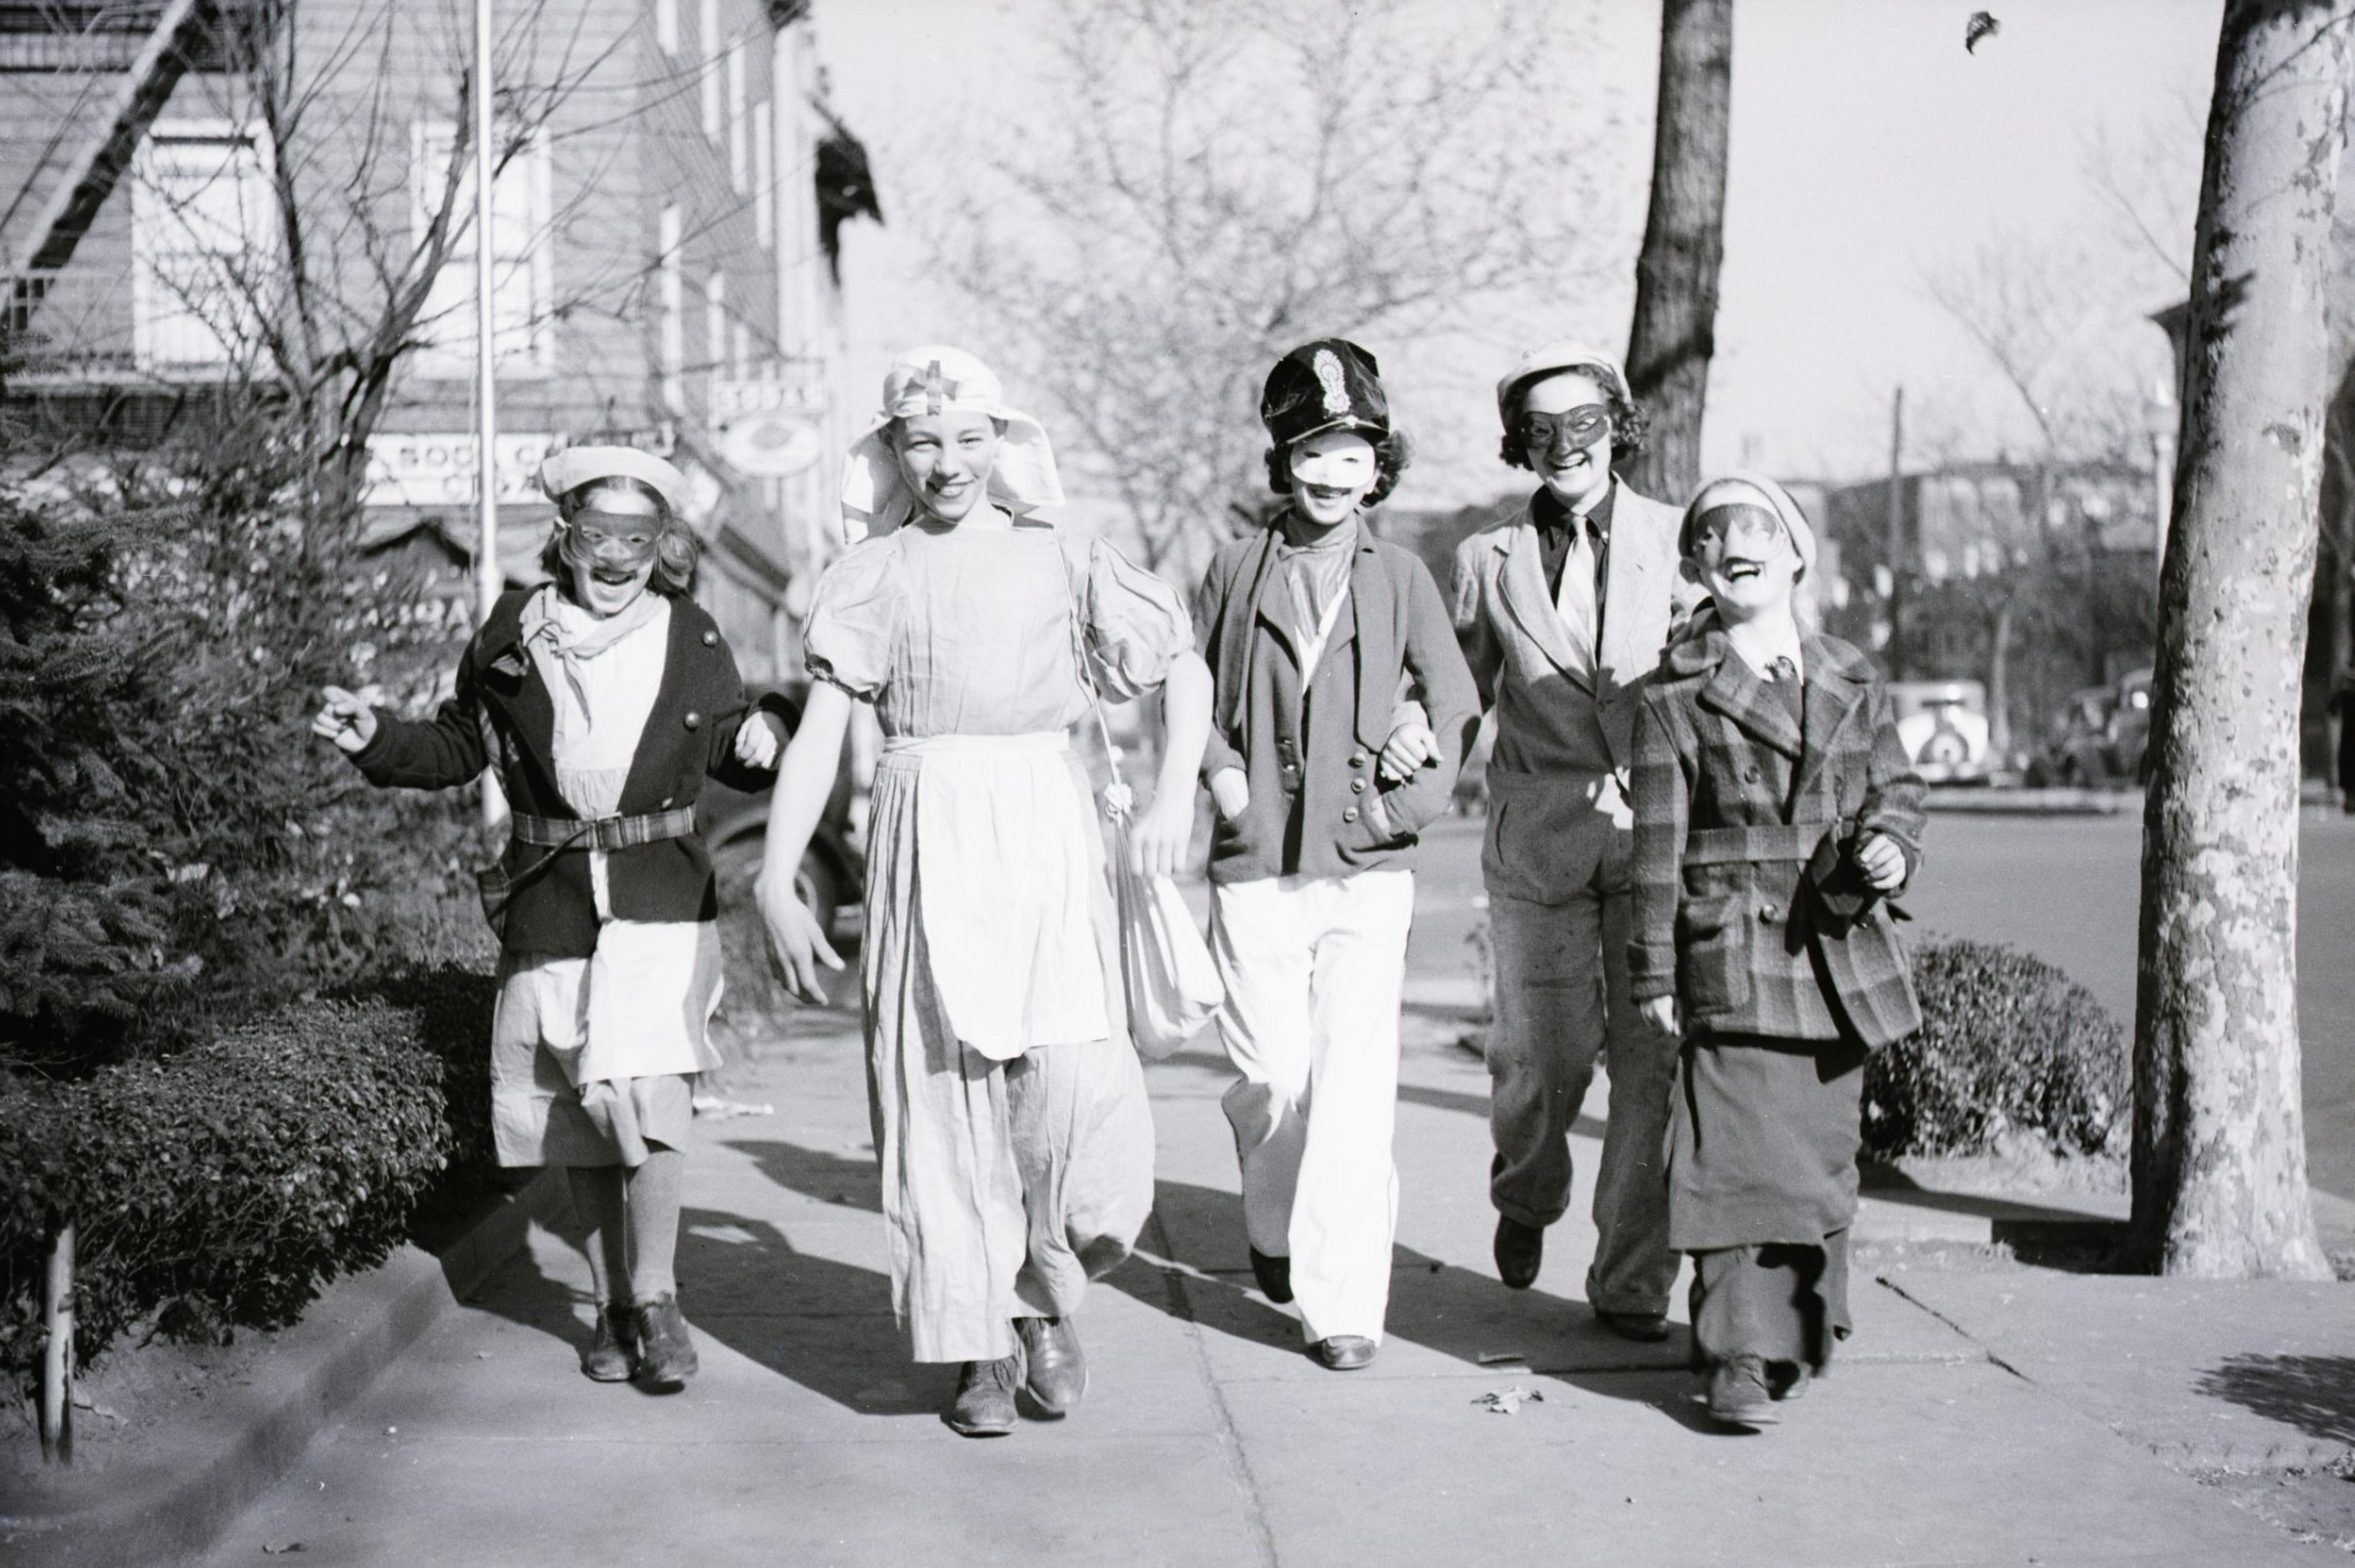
(2193, 1354, 2355, 1448)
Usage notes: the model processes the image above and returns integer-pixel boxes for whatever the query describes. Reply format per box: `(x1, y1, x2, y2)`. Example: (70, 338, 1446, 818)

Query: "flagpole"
(474, 0, 504, 825)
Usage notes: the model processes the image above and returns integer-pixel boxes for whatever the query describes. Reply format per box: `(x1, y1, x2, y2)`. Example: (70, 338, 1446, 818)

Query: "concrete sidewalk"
(185, 998, 2350, 1567)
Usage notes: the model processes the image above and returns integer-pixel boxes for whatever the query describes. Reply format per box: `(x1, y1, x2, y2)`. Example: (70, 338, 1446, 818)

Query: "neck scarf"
(520, 586, 665, 724)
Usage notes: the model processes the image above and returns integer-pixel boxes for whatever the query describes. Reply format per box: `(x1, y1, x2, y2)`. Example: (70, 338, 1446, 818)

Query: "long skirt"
(860, 732, 1155, 1363)
(1669, 1030, 1869, 1371)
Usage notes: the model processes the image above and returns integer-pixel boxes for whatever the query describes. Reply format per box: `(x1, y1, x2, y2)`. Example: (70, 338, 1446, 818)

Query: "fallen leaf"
(1473, 1386, 1545, 1414)
(261, 1545, 305, 1556)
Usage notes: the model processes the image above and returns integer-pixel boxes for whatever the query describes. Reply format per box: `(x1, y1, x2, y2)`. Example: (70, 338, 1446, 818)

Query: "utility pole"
(473, 0, 504, 825)
(1884, 385, 1906, 680)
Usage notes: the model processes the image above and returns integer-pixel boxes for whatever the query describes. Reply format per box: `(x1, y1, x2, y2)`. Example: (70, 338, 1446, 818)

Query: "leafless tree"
(1622, 0, 1730, 506)
(2132, 0, 2347, 1281)
(923, 0, 1620, 575)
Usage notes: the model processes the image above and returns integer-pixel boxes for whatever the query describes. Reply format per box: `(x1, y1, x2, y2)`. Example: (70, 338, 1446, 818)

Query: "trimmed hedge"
(0, 967, 495, 1392)
(1863, 936, 2127, 1160)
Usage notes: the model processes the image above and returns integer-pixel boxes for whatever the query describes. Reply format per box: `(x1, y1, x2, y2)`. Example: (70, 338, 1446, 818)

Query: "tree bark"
(2130, 0, 2347, 1279)
(1621, 0, 1731, 507)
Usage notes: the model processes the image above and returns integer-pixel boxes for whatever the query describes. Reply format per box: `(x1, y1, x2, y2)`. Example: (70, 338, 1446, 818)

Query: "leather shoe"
(1014, 1316, 1087, 1416)
(945, 1354, 1022, 1436)
(1594, 1307, 1672, 1343)
(632, 1294, 698, 1390)
(1706, 1354, 1779, 1429)
(579, 1302, 636, 1382)
(1493, 1216, 1544, 1290)
(1249, 1247, 1294, 1304)
(1768, 1360, 1812, 1403)
(1312, 1335, 1378, 1371)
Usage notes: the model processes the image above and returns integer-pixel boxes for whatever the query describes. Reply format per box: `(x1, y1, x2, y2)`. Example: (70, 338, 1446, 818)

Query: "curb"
(0, 1168, 562, 1568)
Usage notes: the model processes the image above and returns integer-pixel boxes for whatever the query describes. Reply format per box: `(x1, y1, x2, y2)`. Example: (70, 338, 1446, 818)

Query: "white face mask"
(1287, 431, 1379, 525)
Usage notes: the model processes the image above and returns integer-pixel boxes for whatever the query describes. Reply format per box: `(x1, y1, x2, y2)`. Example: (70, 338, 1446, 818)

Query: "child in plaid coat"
(1626, 474, 1925, 1431)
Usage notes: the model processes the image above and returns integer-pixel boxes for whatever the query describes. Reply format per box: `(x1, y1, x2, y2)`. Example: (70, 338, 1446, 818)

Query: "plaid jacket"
(1627, 612, 1926, 1049)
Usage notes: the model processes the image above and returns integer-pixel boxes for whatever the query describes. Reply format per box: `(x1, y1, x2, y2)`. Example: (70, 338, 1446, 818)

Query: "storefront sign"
(362, 433, 556, 508)
(711, 377, 828, 477)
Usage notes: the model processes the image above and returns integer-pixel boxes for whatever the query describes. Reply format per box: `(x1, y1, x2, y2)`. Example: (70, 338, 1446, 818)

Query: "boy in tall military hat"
(1192, 338, 1479, 1370)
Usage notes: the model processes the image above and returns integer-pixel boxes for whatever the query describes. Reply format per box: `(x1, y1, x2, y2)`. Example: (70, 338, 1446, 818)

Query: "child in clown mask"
(313, 445, 791, 1393)
(1190, 339, 1480, 1371)
(1626, 473, 1926, 1430)
(757, 346, 1214, 1438)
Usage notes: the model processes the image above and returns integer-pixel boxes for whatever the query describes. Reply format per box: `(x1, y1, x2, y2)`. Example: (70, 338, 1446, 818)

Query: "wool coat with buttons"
(1626, 610, 1927, 1049)
(1193, 517, 1479, 885)
(348, 586, 790, 958)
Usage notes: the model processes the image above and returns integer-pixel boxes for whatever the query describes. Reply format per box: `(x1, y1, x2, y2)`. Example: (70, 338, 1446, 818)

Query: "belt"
(881, 731, 1068, 758)
(1681, 821, 1840, 867)
(509, 807, 698, 851)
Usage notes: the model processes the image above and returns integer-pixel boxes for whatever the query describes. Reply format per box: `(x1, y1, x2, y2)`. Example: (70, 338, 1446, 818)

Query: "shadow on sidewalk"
(1394, 1079, 1604, 1141)
(724, 1140, 1707, 1427)
(2194, 1355, 2355, 1448)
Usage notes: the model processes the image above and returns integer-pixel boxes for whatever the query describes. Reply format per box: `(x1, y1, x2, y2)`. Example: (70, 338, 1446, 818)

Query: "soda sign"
(363, 433, 557, 507)
(711, 377, 827, 477)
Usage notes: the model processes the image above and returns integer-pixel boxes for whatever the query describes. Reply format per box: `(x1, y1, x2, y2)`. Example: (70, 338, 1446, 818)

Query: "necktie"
(1768, 655, 1799, 684)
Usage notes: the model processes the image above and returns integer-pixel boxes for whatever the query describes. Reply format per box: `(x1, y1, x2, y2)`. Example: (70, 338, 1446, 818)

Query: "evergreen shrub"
(1862, 936, 2127, 1160)
(0, 966, 495, 1393)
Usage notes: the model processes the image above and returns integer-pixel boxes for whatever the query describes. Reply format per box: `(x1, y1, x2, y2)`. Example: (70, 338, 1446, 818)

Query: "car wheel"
(712, 834, 841, 940)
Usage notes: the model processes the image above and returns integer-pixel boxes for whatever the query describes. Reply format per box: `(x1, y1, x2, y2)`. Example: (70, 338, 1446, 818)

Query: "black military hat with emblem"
(1259, 338, 1390, 449)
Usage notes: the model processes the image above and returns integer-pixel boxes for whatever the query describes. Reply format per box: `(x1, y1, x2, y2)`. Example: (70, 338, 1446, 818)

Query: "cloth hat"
(538, 444, 691, 515)
(1680, 472, 1818, 575)
(840, 345, 1063, 539)
(1494, 340, 1631, 428)
(1259, 338, 1389, 450)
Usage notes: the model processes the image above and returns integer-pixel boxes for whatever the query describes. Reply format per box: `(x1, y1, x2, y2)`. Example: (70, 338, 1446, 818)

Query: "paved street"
(182, 806, 2355, 1568)
(1900, 809, 2355, 1204)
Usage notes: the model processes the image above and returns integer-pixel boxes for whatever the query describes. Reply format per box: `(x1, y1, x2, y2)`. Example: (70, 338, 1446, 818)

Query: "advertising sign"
(711, 376, 828, 477)
(363, 433, 556, 508)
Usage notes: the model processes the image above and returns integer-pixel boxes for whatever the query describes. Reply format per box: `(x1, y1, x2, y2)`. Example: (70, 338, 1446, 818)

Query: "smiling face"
(891, 409, 1001, 524)
(1689, 500, 1802, 623)
(1286, 429, 1379, 528)
(558, 484, 664, 617)
(1519, 370, 1614, 511)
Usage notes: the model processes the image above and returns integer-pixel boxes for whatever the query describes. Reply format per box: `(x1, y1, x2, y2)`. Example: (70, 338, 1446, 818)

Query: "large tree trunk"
(2130, 0, 2347, 1280)
(1621, 0, 1730, 507)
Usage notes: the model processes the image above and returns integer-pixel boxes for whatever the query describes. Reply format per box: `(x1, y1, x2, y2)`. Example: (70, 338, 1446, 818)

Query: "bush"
(1862, 936, 2128, 1160)
(0, 965, 496, 1393)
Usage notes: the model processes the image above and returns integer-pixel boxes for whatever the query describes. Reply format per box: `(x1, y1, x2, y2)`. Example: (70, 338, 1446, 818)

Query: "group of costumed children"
(315, 336, 1923, 1437)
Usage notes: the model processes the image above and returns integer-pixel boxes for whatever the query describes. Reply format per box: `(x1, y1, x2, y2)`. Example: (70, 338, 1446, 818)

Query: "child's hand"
(1378, 719, 1437, 784)
(1208, 767, 1250, 824)
(1854, 833, 1908, 892)
(1129, 790, 1194, 879)
(1640, 995, 1680, 1036)
(756, 866, 844, 1005)
(311, 686, 378, 753)
(733, 708, 786, 770)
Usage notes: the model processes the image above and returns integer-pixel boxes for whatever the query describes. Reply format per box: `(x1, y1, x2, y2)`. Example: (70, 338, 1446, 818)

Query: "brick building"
(2, 0, 872, 680)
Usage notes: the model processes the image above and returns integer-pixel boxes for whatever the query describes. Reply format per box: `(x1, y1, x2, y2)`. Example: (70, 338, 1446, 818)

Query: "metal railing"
(3, 266, 252, 381)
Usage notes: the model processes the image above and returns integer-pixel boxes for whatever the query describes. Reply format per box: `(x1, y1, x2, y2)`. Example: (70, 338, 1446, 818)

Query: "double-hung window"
(132, 121, 275, 370)
(410, 119, 554, 379)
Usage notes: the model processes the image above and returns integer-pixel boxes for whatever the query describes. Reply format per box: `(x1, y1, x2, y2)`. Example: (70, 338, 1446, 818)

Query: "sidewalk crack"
(1140, 1207, 1283, 1568)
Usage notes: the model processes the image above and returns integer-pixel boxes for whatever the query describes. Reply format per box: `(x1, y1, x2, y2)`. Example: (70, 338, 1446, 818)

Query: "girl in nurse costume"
(757, 347, 1213, 1437)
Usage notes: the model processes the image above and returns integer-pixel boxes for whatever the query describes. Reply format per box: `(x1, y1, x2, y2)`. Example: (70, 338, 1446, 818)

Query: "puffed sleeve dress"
(802, 507, 1191, 1364)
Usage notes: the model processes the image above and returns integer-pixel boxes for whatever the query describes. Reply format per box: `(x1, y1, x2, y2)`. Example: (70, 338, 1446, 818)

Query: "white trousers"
(1209, 868, 1415, 1344)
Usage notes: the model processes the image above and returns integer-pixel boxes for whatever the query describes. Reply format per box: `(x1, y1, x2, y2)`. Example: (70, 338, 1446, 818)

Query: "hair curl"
(1497, 372, 1650, 471)
(540, 475, 699, 598)
(1264, 428, 1412, 510)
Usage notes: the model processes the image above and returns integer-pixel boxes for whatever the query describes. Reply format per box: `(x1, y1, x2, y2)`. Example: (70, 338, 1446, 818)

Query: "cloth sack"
(1100, 796, 1223, 1059)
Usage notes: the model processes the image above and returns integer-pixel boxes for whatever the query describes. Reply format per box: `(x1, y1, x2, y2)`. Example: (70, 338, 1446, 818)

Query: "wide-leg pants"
(1485, 886, 1678, 1316)
(1209, 868, 1415, 1344)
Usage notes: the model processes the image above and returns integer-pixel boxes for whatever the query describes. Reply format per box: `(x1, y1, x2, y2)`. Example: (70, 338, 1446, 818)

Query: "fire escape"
(1, 0, 231, 389)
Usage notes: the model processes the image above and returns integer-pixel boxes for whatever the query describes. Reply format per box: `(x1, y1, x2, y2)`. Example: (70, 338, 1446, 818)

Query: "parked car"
(1889, 679, 1994, 785)
(2026, 667, 2152, 788)
(696, 682, 864, 946)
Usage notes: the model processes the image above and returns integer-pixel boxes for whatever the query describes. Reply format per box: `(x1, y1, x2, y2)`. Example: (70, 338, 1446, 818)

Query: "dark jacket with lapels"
(1626, 610, 1926, 1048)
(347, 587, 787, 957)
(1194, 515, 1479, 884)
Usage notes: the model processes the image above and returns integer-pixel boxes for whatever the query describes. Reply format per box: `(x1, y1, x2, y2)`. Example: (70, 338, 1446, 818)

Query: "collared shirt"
(1533, 482, 1616, 640)
(1276, 510, 1358, 675)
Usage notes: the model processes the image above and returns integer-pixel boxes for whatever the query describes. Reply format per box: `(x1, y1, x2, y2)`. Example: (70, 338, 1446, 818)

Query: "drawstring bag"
(1096, 776, 1224, 1059)
(1062, 535, 1223, 1058)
